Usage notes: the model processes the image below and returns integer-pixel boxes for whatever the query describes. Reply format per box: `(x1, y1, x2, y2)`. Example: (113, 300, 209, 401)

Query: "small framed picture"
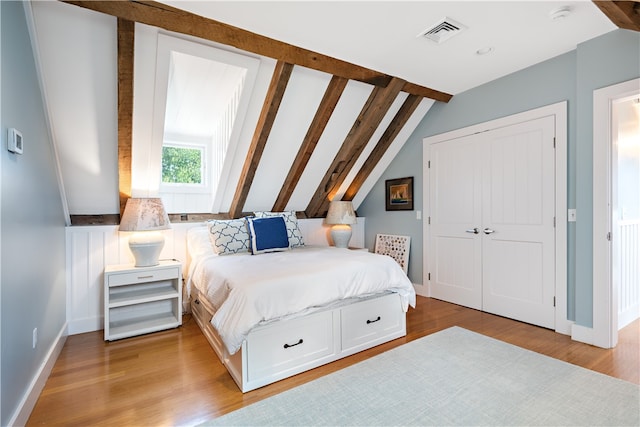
(385, 177, 413, 211)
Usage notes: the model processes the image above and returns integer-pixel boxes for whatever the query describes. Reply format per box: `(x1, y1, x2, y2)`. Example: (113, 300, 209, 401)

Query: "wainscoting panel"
(66, 219, 365, 335)
(619, 220, 640, 329)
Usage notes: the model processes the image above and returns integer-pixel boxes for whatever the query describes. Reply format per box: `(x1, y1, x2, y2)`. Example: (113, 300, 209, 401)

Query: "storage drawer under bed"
(245, 310, 336, 382)
(341, 292, 404, 352)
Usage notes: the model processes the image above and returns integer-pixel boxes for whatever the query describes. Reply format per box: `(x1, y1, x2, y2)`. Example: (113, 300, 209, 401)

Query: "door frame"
(423, 101, 570, 335)
(592, 78, 640, 349)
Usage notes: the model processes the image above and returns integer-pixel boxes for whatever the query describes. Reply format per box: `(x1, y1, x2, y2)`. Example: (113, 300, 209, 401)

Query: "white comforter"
(188, 246, 416, 354)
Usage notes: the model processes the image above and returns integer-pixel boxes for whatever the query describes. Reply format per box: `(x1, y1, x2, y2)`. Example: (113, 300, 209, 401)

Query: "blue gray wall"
(1, 2, 67, 424)
(358, 29, 640, 328)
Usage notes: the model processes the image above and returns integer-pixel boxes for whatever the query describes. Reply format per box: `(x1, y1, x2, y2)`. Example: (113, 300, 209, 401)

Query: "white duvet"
(188, 246, 416, 355)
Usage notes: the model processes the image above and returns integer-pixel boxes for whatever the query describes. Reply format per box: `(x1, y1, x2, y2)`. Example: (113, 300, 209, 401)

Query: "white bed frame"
(190, 287, 407, 392)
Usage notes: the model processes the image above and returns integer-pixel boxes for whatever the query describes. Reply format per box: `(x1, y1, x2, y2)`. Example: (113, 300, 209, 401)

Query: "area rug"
(200, 326, 640, 426)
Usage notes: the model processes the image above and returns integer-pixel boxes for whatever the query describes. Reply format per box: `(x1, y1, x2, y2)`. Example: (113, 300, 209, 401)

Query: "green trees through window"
(162, 145, 203, 184)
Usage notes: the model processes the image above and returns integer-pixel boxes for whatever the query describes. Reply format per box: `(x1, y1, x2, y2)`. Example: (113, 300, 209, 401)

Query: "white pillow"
(186, 225, 215, 260)
(253, 211, 305, 248)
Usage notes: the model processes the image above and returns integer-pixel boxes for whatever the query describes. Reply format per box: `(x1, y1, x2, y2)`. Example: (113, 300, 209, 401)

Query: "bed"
(185, 213, 416, 392)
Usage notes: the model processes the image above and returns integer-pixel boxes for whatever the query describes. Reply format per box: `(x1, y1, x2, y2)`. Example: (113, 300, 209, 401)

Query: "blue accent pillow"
(253, 211, 305, 247)
(246, 216, 290, 254)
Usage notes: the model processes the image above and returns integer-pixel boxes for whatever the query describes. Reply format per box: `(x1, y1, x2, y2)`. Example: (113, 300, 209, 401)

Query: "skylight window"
(150, 34, 260, 213)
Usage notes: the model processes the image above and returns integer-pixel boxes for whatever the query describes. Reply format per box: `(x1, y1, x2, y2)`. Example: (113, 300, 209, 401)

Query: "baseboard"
(68, 316, 102, 335)
(571, 323, 594, 345)
(9, 323, 68, 427)
(413, 282, 429, 298)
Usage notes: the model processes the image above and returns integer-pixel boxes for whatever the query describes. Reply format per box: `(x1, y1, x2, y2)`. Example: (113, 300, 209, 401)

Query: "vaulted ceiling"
(27, 1, 634, 224)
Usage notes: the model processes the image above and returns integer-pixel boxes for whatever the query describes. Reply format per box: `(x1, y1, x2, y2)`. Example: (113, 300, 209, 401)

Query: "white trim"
(592, 78, 640, 349)
(571, 323, 594, 345)
(423, 101, 570, 334)
(8, 324, 67, 427)
(23, 2, 71, 225)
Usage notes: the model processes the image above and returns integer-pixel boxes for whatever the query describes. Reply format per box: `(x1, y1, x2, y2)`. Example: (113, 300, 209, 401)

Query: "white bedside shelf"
(104, 260, 182, 341)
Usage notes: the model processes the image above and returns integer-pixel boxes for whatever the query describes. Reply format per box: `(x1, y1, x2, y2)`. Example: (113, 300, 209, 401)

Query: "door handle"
(483, 228, 495, 235)
(465, 228, 479, 234)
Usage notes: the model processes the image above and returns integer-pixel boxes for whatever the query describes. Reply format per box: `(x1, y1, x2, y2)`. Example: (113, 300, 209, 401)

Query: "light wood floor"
(27, 296, 639, 426)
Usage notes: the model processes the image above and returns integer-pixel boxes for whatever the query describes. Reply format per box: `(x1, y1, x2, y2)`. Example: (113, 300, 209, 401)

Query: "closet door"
(429, 134, 483, 309)
(481, 116, 556, 329)
(428, 116, 556, 329)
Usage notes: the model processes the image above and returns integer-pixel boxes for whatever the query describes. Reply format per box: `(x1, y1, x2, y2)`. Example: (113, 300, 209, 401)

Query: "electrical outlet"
(32, 328, 38, 349)
(568, 209, 577, 222)
(416, 210, 422, 220)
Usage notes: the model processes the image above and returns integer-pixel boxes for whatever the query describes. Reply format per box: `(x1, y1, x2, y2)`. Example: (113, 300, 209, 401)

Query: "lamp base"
(129, 231, 165, 267)
(330, 224, 352, 249)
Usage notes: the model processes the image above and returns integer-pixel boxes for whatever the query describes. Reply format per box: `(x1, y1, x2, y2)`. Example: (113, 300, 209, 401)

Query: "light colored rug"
(201, 327, 640, 426)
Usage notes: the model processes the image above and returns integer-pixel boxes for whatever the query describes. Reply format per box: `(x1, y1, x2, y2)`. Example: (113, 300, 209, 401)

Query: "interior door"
(428, 116, 556, 329)
(481, 116, 556, 329)
(429, 133, 483, 310)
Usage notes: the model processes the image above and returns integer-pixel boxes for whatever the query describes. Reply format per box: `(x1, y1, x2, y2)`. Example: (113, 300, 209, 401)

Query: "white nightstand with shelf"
(104, 260, 182, 341)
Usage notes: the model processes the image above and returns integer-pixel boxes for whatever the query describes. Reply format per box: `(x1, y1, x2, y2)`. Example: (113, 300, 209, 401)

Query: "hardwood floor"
(27, 296, 639, 426)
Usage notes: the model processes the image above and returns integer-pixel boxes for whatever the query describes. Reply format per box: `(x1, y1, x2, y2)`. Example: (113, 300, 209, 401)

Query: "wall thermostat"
(8, 128, 23, 154)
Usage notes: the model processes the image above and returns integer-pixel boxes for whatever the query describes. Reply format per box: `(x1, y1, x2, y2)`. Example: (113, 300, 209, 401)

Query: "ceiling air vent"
(418, 17, 467, 44)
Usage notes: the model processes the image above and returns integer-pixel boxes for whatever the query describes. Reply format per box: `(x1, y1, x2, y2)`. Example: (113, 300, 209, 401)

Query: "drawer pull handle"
(283, 339, 303, 349)
(137, 275, 154, 279)
(366, 316, 381, 324)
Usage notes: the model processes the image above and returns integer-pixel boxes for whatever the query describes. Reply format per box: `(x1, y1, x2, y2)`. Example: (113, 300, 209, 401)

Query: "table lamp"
(119, 198, 171, 267)
(325, 200, 357, 248)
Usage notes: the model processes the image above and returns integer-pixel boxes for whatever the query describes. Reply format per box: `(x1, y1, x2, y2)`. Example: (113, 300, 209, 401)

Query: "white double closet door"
(428, 116, 556, 329)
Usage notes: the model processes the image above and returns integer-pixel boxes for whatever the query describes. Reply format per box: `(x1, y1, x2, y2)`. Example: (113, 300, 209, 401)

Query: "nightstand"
(104, 260, 182, 341)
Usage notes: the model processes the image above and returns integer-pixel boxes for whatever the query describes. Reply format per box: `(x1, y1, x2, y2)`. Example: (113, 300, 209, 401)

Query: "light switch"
(7, 128, 23, 154)
(416, 210, 422, 220)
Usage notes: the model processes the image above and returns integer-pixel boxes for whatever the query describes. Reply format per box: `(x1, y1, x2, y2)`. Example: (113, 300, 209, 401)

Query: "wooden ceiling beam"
(305, 77, 407, 218)
(117, 18, 134, 216)
(593, 1, 640, 32)
(229, 61, 294, 219)
(61, 0, 452, 102)
(342, 94, 423, 202)
(272, 76, 349, 212)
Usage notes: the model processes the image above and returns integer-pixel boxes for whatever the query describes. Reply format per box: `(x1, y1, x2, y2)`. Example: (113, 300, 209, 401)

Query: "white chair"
(374, 234, 410, 274)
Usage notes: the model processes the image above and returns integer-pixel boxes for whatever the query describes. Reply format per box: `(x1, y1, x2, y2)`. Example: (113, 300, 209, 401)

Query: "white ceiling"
(160, 1, 616, 96)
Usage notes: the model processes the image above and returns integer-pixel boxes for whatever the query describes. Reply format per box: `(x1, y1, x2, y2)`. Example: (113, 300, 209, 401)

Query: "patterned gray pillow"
(207, 218, 250, 255)
(253, 211, 305, 248)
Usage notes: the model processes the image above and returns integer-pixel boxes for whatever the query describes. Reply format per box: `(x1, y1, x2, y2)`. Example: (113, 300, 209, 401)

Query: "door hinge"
(607, 232, 612, 241)
(428, 216, 431, 225)
(553, 296, 556, 307)
(428, 160, 431, 169)
(553, 137, 556, 148)
(428, 273, 431, 281)
(553, 217, 556, 227)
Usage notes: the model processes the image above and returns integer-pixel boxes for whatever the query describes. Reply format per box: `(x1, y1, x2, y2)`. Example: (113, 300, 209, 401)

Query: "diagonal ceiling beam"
(305, 77, 406, 218)
(61, 0, 452, 102)
(342, 94, 423, 202)
(272, 76, 349, 212)
(117, 17, 134, 216)
(593, 1, 640, 31)
(229, 61, 294, 219)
